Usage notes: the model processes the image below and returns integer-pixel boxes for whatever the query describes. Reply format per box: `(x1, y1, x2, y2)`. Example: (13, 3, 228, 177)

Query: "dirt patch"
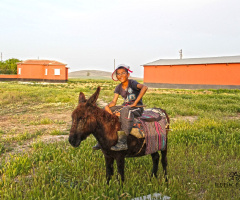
(226, 113, 240, 120)
(39, 135, 69, 143)
(148, 88, 214, 95)
(0, 111, 72, 134)
(0, 98, 107, 158)
(171, 116, 199, 123)
(0, 109, 72, 160)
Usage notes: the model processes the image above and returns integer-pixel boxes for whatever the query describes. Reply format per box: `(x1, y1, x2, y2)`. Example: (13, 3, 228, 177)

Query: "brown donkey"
(69, 87, 170, 184)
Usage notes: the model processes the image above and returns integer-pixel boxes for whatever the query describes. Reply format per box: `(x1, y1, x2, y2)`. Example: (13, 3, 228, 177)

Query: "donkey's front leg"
(116, 154, 125, 183)
(104, 155, 114, 184)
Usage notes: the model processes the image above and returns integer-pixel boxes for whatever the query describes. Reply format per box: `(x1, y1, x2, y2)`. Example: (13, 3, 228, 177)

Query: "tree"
(0, 58, 21, 74)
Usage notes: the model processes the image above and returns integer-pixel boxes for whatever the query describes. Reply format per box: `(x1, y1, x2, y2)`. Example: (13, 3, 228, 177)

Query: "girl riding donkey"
(93, 64, 148, 151)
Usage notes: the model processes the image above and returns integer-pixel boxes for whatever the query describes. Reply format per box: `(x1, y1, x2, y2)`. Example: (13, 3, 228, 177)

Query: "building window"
(45, 69, 48, 75)
(18, 68, 21, 75)
(54, 69, 60, 75)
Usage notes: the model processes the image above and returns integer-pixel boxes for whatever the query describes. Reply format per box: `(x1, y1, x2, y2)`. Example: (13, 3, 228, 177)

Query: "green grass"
(0, 144, 5, 154)
(0, 80, 239, 199)
(29, 118, 66, 125)
(0, 130, 43, 148)
(30, 118, 53, 125)
(50, 130, 68, 135)
(144, 89, 240, 117)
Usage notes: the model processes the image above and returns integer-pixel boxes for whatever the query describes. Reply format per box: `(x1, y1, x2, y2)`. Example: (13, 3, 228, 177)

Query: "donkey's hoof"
(92, 143, 101, 150)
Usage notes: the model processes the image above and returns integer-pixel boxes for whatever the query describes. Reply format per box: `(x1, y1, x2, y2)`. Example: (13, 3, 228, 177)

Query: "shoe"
(92, 143, 101, 150)
(111, 131, 128, 151)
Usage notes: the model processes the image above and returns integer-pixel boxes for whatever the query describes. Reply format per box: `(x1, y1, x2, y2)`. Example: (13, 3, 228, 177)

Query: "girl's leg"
(120, 106, 143, 135)
(111, 106, 143, 151)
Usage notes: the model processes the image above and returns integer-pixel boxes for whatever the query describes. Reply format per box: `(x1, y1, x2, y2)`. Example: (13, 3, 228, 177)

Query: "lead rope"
(133, 138, 146, 156)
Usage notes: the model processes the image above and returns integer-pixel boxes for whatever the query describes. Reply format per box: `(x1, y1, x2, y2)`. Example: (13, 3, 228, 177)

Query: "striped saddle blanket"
(132, 108, 168, 155)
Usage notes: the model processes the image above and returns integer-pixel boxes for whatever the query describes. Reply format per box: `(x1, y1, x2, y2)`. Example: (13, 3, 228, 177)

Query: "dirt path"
(0, 98, 109, 158)
(0, 111, 72, 135)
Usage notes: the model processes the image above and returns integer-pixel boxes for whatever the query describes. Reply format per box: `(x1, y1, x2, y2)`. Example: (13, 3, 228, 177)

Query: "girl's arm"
(104, 93, 119, 114)
(130, 83, 148, 107)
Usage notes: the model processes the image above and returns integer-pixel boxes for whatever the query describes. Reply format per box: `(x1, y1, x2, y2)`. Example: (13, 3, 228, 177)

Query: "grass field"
(0, 79, 240, 199)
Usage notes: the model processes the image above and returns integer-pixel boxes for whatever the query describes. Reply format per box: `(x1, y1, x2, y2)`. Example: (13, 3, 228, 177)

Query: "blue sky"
(1, 0, 240, 77)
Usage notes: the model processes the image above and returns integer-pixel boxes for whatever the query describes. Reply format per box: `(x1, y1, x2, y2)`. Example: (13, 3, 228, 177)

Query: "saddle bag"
(130, 108, 167, 138)
(130, 108, 168, 154)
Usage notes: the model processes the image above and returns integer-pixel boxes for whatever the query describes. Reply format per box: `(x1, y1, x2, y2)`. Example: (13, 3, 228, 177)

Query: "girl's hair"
(116, 66, 128, 73)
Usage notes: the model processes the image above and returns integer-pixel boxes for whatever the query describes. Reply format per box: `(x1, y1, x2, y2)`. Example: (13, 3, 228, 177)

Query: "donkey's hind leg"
(151, 152, 160, 178)
(161, 149, 168, 182)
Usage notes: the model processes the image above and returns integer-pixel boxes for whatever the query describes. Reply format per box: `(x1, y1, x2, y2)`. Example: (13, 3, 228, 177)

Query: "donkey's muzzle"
(68, 134, 81, 147)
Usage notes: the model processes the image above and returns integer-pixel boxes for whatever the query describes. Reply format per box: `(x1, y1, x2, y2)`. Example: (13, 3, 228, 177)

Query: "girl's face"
(116, 68, 130, 83)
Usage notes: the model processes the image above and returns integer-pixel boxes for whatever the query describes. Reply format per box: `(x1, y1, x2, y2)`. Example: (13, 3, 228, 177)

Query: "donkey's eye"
(78, 116, 86, 121)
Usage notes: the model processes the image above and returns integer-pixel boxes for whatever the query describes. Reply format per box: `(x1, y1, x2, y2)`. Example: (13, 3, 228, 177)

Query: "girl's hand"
(114, 111, 120, 116)
(129, 102, 137, 107)
(105, 105, 113, 114)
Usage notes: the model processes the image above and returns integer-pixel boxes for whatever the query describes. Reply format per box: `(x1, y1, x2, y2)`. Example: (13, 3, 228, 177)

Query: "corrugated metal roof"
(143, 55, 240, 66)
(18, 60, 66, 65)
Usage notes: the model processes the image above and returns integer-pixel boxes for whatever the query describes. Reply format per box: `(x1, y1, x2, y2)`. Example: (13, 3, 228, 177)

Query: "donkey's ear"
(86, 87, 101, 105)
(79, 92, 86, 104)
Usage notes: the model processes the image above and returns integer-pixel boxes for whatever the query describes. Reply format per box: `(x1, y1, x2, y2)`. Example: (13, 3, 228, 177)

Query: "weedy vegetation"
(0, 79, 240, 199)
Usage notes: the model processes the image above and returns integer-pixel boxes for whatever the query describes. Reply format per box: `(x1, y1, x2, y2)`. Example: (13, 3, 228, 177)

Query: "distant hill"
(68, 70, 142, 80)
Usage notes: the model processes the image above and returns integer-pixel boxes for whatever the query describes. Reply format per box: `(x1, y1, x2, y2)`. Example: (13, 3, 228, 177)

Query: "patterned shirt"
(114, 79, 143, 105)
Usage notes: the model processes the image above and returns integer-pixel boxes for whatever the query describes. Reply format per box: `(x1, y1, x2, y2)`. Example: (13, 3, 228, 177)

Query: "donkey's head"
(69, 87, 100, 147)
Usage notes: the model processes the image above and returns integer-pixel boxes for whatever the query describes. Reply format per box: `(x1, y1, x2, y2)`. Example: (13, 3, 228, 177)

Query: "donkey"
(69, 87, 170, 184)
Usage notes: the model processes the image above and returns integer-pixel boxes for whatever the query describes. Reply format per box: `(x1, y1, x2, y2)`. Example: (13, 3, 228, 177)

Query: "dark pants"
(110, 106, 143, 136)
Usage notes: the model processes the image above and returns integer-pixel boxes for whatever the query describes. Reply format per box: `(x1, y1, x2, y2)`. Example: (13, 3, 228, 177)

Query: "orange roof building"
(0, 59, 68, 83)
(143, 55, 240, 89)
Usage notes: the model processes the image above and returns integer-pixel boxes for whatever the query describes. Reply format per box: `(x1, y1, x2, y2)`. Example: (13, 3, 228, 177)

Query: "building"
(143, 55, 240, 89)
(0, 59, 68, 83)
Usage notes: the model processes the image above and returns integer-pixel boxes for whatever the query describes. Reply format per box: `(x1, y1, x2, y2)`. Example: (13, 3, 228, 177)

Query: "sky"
(1, 0, 240, 77)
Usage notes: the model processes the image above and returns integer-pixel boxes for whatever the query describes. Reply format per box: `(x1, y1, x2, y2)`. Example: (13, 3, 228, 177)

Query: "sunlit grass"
(0, 128, 239, 199)
(30, 118, 53, 125)
(0, 80, 239, 199)
(50, 129, 68, 135)
(29, 118, 66, 125)
(0, 130, 43, 144)
(144, 90, 240, 117)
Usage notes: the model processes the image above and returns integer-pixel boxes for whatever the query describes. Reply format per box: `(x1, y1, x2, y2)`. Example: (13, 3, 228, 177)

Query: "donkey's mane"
(93, 104, 119, 121)
(89, 104, 120, 136)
